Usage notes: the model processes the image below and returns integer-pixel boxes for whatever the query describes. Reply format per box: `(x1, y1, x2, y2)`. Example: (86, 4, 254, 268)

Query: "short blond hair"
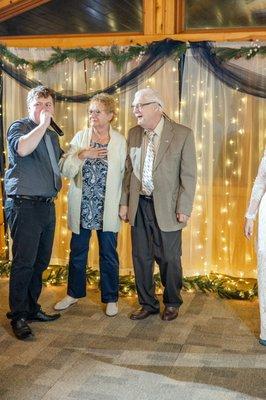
(27, 85, 55, 107)
(89, 93, 116, 115)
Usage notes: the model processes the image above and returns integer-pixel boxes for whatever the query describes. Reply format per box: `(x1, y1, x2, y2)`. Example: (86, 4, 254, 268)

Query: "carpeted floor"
(0, 278, 266, 400)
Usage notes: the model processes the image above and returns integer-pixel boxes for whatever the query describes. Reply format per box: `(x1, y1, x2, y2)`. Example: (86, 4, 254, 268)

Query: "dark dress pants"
(131, 196, 183, 312)
(67, 227, 119, 303)
(5, 197, 56, 321)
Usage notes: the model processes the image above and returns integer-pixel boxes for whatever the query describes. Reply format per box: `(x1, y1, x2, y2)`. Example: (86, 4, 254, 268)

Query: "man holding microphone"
(5, 85, 62, 340)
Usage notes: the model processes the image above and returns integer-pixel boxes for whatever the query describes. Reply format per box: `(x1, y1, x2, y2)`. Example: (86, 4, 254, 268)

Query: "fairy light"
(0, 46, 262, 284)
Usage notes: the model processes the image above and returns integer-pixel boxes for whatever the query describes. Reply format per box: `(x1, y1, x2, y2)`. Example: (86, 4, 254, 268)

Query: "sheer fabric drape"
(181, 47, 266, 277)
(2, 48, 179, 274)
(2, 45, 265, 277)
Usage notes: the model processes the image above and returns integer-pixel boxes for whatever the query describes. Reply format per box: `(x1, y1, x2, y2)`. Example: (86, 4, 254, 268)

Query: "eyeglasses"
(131, 102, 157, 110)
(88, 109, 106, 115)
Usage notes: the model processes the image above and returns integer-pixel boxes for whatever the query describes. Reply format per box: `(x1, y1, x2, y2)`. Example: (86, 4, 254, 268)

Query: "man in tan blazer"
(120, 88, 197, 321)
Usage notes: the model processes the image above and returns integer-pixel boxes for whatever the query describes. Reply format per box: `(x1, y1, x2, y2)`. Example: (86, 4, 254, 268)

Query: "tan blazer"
(120, 118, 197, 232)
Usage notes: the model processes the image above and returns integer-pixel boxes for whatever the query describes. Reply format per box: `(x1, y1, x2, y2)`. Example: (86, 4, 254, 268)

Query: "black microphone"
(50, 119, 64, 136)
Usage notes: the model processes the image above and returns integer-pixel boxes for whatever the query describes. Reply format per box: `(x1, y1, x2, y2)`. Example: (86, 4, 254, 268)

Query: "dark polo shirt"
(4, 117, 62, 197)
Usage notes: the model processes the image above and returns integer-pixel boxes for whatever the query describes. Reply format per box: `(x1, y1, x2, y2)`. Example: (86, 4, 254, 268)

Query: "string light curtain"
(2, 44, 266, 278)
(181, 46, 266, 278)
(2, 47, 180, 274)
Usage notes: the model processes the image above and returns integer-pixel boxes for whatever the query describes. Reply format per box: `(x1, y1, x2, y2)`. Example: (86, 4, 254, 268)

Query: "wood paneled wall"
(0, 0, 265, 48)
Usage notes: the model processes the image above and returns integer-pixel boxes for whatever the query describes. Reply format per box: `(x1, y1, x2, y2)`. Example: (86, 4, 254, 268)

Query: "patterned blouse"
(80, 141, 108, 230)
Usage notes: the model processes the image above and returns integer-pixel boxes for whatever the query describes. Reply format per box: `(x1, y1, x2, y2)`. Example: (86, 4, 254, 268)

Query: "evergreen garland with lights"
(0, 42, 265, 73)
(215, 43, 266, 61)
(0, 43, 147, 72)
(0, 260, 258, 300)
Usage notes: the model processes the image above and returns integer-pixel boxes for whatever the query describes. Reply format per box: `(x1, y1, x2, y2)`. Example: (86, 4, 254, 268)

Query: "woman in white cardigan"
(54, 93, 126, 316)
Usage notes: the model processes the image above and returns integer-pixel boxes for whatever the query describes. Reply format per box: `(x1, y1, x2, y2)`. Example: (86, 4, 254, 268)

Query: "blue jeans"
(67, 227, 119, 303)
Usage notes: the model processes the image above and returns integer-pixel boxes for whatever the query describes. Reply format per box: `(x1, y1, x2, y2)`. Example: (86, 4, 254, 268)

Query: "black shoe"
(28, 309, 61, 322)
(6, 311, 12, 319)
(11, 318, 33, 340)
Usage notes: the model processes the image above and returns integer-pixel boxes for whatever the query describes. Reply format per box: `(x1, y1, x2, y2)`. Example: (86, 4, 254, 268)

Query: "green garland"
(0, 259, 257, 300)
(215, 45, 266, 61)
(0, 42, 265, 73)
(0, 43, 148, 72)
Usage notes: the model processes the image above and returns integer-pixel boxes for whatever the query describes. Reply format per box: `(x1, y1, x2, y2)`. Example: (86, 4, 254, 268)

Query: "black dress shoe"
(161, 306, 179, 321)
(130, 307, 159, 320)
(11, 318, 33, 340)
(6, 311, 12, 319)
(28, 310, 61, 322)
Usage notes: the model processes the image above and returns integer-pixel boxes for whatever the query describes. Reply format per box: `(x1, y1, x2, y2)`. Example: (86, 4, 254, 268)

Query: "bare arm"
(17, 110, 52, 157)
(244, 218, 254, 240)
(245, 153, 266, 220)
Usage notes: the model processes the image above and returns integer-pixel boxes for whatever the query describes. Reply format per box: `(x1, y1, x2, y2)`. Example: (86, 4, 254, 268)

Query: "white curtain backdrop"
(2, 48, 179, 274)
(2, 44, 266, 277)
(181, 45, 266, 277)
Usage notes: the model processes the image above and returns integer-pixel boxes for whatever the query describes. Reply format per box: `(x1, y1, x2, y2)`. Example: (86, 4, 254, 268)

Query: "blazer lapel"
(154, 119, 174, 170)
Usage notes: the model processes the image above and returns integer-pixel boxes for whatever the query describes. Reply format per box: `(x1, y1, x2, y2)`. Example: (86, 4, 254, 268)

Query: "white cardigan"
(60, 126, 127, 234)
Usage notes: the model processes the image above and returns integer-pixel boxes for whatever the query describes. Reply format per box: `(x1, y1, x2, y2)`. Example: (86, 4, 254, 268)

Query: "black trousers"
(5, 197, 56, 321)
(131, 196, 183, 312)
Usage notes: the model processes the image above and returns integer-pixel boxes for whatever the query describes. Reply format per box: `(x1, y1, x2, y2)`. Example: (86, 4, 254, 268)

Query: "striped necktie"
(142, 131, 155, 195)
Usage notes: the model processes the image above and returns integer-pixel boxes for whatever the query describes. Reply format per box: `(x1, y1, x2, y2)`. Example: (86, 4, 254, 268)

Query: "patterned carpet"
(0, 278, 266, 400)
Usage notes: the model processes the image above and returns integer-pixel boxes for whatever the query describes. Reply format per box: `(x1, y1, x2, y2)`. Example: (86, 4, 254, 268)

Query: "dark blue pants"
(67, 227, 119, 303)
(5, 197, 56, 321)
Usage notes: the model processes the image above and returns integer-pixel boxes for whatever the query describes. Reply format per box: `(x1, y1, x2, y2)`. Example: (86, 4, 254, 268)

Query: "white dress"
(246, 151, 266, 340)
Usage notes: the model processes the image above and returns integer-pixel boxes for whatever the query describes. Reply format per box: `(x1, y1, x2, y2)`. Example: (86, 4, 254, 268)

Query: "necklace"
(92, 129, 109, 144)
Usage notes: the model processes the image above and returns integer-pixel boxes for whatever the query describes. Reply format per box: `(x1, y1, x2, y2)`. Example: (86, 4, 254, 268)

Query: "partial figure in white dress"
(244, 150, 266, 346)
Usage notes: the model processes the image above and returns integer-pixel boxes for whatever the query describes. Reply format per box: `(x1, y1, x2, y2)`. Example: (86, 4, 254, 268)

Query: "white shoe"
(105, 302, 118, 317)
(54, 295, 78, 311)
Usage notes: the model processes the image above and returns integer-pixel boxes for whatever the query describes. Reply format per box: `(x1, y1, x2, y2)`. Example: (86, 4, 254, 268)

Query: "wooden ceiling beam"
(0, 30, 265, 48)
(0, 0, 52, 22)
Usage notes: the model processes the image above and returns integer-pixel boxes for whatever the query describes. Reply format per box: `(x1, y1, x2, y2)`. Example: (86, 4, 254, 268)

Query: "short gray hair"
(134, 88, 164, 108)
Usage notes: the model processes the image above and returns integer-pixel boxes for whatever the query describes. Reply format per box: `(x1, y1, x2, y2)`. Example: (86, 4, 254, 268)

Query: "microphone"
(50, 119, 64, 136)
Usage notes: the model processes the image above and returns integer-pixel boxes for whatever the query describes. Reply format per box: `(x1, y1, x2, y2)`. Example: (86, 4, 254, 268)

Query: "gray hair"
(134, 88, 164, 109)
